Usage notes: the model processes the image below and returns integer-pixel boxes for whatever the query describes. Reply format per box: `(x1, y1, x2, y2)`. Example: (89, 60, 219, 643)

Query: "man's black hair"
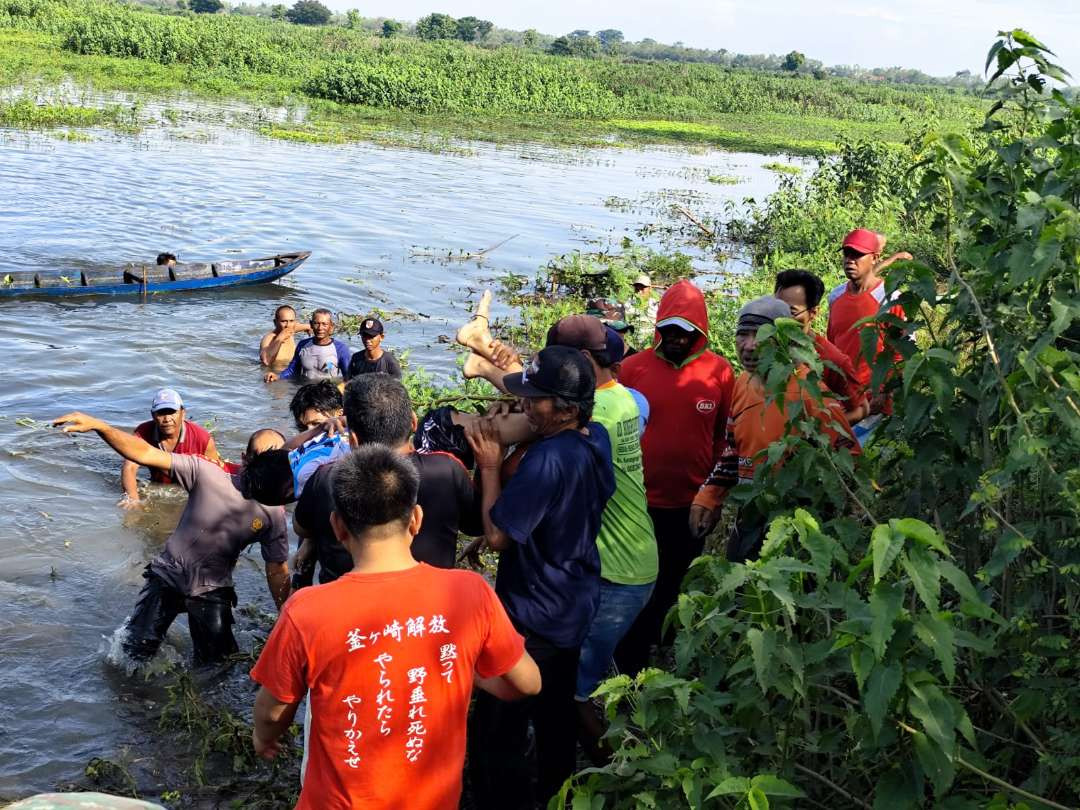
(774, 269, 826, 310)
(289, 381, 343, 429)
(243, 449, 294, 505)
(274, 304, 296, 319)
(553, 396, 594, 428)
(332, 444, 420, 538)
(343, 373, 412, 446)
(156, 252, 177, 266)
(311, 308, 333, 321)
(245, 428, 285, 458)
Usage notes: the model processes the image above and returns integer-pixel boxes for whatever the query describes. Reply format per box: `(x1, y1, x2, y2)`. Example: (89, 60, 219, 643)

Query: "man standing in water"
(53, 413, 294, 665)
(264, 309, 351, 383)
(121, 388, 220, 509)
(260, 305, 313, 368)
(347, 317, 402, 378)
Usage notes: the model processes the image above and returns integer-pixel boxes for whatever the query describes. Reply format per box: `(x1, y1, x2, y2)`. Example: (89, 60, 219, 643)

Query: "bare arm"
(475, 650, 542, 700)
(265, 561, 291, 610)
(260, 327, 295, 367)
(121, 459, 141, 502)
(202, 435, 222, 464)
(252, 686, 301, 760)
(53, 412, 173, 472)
(465, 420, 512, 552)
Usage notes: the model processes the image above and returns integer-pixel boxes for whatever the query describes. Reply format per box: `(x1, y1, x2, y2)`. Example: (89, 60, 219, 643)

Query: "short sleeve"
(168, 453, 202, 491)
(250, 608, 309, 703)
(474, 578, 526, 679)
(489, 447, 558, 544)
(386, 353, 402, 379)
(185, 421, 212, 453)
(259, 507, 290, 564)
(336, 341, 353, 378)
(627, 386, 650, 435)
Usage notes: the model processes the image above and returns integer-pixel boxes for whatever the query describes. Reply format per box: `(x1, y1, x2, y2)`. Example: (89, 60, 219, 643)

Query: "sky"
(324, 0, 1080, 78)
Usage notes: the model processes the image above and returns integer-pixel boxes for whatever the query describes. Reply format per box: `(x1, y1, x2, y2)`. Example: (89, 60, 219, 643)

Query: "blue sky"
(326, 0, 1080, 78)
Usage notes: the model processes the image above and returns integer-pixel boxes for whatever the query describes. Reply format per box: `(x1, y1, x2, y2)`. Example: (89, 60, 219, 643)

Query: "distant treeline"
(0, 0, 987, 123)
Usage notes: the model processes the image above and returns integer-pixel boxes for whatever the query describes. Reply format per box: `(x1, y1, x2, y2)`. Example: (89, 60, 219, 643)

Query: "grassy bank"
(0, 0, 987, 153)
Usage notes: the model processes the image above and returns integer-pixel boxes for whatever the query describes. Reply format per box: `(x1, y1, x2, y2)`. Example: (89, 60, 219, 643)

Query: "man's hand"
(465, 418, 503, 469)
(53, 412, 104, 434)
(117, 495, 143, 510)
(689, 504, 720, 541)
(488, 340, 520, 371)
(457, 537, 487, 570)
(252, 728, 283, 761)
(263, 372, 279, 383)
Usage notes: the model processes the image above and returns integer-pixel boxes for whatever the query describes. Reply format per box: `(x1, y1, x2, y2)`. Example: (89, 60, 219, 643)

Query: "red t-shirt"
(825, 280, 905, 391)
(813, 333, 868, 414)
(133, 420, 213, 484)
(250, 564, 525, 810)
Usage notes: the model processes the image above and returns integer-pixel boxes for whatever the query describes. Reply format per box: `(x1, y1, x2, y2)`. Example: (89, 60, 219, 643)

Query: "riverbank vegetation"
(0, 0, 987, 152)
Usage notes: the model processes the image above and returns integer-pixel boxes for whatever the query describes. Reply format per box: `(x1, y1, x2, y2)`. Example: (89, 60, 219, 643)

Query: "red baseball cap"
(841, 228, 881, 255)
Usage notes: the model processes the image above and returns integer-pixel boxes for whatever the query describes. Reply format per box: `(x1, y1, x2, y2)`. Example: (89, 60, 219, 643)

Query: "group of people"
(51, 227, 908, 809)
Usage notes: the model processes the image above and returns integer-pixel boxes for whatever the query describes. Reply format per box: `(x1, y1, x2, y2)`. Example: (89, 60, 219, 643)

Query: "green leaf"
(851, 643, 875, 690)
(706, 777, 750, 798)
(747, 628, 776, 692)
(869, 582, 904, 660)
(893, 518, 950, 556)
(939, 561, 996, 620)
(863, 661, 903, 738)
(908, 681, 956, 753)
(717, 564, 750, 596)
(913, 613, 956, 683)
(912, 730, 955, 795)
(750, 775, 804, 798)
(872, 767, 919, 810)
(871, 524, 903, 583)
(747, 787, 769, 810)
(900, 545, 941, 614)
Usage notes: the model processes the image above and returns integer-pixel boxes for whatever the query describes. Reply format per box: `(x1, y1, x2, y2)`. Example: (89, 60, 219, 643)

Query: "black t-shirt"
(347, 350, 402, 379)
(295, 451, 482, 582)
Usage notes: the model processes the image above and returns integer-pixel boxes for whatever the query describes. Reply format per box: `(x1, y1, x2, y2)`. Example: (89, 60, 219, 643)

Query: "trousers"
(123, 570, 237, 665)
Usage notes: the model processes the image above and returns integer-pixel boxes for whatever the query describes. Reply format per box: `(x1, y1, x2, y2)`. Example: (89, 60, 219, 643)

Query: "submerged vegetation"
(0, 0, 987, 151)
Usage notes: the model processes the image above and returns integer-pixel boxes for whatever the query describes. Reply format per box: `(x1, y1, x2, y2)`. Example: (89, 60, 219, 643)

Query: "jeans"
(467, 631, 580, 810)
(123, 569, 237, 665)
(614, 505, 703, 677)
(576, 579, 654, 699)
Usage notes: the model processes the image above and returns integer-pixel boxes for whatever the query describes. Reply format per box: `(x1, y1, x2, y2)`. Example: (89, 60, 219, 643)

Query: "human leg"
(576, 580, 654, 700)
(529, 641, 582, 805)
(455, 289, 494, 353)
(122, 570, 184, 662)
(467, 677, 534, 810)
(185, 588, 238, 665)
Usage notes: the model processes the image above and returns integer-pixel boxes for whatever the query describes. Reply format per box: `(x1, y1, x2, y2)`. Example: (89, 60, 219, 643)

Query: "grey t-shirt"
(148, 455, 289, 596)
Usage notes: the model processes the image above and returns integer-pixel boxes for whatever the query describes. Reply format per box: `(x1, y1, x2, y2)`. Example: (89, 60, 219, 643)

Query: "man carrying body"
(121, 388, 220, 508)
(260, 305, 313, 368)
(53, 414, 293, 665)
(347, 317, 402, 379)
(264, 309, 351, 383)
(775, 269, 869, 425)
(250, 445, 541, 810)
(294, 373, 482, 580)
(693, 296, 859, 562)
(465, 345, 615, 810)
(826, 229, 907, 418)
(614, 279, 735, 676)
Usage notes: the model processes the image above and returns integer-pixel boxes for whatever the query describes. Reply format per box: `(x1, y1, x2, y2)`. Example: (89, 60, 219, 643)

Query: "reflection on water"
(0, 116, 793, 796)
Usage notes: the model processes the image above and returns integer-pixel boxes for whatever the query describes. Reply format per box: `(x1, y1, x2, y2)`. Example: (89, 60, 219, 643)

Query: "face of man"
(274, 308, 297, 333)
(735, 328, 760, 373)
(634, 283, 650, 299)
(843, 246, 879, 284)
(296, 407, 340, 432)
(522, 396, 576, 437)
(776, 286, 815, 331)
(658, 324, 695, 364)
(362, 333, 383, 353)
(311, 313, 334, 343)
(152, 407, 183, 438)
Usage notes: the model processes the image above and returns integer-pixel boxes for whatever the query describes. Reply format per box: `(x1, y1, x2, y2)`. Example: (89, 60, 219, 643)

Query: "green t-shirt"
(592, 382, 659, 584)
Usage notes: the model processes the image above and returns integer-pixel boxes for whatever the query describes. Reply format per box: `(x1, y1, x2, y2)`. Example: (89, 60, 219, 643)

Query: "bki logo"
(696, 400, 716, 413)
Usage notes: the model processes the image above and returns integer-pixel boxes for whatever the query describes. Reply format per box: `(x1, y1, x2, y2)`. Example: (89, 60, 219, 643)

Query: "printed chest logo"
(696, 400, 716, 414)
(251, 517, 264, 532)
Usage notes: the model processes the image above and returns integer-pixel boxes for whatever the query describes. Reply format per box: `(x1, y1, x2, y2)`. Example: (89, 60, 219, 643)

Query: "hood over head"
(653, 279, 708, 357)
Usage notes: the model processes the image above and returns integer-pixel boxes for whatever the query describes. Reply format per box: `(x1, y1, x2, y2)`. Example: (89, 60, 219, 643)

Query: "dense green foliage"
(284, 0, 328, 26)
(557, 31, 1080, 810)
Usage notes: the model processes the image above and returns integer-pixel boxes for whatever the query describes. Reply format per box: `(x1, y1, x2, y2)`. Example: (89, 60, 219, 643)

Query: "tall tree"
(285, 0, 331, 24)
(415, 12, 459, 40)
(190, 0, 223, 13)
(344, 9, 361, 28)
(269, 2, 286, 17)
(548, 35, 572, 56)
(521, 28, 538, 48)
(455, 16, 492, 42)
(381, 19, 402, 37)
(596, 28, 623, 48)
(782, 50, 806, 71)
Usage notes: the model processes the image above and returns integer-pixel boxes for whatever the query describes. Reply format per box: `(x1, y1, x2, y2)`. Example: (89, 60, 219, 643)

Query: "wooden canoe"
(0, 251, 311, 297)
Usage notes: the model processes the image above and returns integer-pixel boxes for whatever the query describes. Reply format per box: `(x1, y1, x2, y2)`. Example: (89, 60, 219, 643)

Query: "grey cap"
(737, 295, 792, 332)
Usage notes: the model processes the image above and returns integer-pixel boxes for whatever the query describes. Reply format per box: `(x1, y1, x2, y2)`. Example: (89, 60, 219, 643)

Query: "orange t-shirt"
(250, 563, 525, 810)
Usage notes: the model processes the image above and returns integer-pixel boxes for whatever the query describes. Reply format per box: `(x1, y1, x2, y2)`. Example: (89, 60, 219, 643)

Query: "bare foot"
(456, 290, 494, 354)
(463, 353, 511, 393)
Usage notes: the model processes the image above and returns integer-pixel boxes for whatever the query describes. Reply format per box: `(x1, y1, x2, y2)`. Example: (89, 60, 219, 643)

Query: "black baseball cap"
(502, 345, 596, 403)
(360, 317, 384, 337)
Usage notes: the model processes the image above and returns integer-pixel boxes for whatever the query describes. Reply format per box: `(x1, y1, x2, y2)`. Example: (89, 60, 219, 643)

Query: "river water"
(0, 117, 790, 799)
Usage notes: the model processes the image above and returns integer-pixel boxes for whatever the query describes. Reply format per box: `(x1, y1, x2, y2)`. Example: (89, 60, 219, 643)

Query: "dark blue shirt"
(490, 423, 615, 648)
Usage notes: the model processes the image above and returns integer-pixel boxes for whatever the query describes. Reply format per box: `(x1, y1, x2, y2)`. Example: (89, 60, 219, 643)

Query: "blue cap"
(151, 388, 184, 413)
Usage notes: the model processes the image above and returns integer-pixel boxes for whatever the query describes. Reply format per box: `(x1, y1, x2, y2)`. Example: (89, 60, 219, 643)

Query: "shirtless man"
(259, 305, 312, 368)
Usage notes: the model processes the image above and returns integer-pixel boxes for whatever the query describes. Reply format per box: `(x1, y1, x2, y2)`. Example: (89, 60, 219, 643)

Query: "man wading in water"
(264, 309, 351, 383)
(53, 413, 294, 665)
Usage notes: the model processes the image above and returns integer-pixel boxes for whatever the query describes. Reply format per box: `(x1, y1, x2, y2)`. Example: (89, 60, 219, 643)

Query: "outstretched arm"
(53, 412, 173, 472)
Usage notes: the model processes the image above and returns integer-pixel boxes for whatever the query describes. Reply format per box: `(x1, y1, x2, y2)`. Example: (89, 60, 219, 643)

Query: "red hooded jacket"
(618, 280, 735, 509)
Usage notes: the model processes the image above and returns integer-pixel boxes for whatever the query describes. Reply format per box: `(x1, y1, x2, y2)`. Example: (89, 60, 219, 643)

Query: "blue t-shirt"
(279, 337, 352, 380)
(490, 423, 615, 648)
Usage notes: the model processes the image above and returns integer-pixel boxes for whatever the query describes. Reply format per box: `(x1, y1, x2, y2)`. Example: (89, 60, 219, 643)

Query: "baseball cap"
(359, 317, 384, 337)
(605, 326, 625, 364)
(151, 388, 184, 413)
(633, 273, 652, 287)
(503, 345, 596, 403)
(841, 228, 881, 255)
(655, 316, 698, 333)
(736, 296, 793, 332)
(545, 314, 607, 353)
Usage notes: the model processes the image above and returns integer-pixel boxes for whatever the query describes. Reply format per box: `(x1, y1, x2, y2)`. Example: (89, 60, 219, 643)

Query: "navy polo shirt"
(490, 423, 615, 649)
